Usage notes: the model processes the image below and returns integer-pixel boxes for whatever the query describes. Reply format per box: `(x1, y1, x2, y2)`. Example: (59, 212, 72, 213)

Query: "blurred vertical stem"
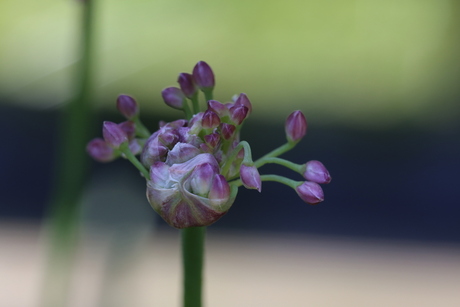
(182, 227, 206, 307)
(42, 1, 96, 306)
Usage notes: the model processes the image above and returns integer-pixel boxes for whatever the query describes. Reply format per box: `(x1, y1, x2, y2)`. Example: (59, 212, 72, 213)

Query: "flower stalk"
(182, 227, 206, 307)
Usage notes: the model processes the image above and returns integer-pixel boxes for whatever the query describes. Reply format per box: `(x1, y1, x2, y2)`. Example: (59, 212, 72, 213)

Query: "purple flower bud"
(192, 61, 215, 90)
(102, 121, 128, 148)
(229, 104, 249, 125)
(177, 73, 197, 98)
(208, 174, 231, 206)
(220, 123, 236, 140)
(116, 95, 139, 119)
(161, 87, 185, 109)
(240, 164, 262, 192)
(201, 109, 221, 129)
(234, 93, 252, 114)
(207, 100, 228, 117)
(118, 121, 136, 140)
(285, 110, 307, 143)
(204, 133, 220, 148)
(295, 181, 324, 205)
(304, 160, 331, 184)
(86, 138, 116, 162)
(190, 163, 216, 197)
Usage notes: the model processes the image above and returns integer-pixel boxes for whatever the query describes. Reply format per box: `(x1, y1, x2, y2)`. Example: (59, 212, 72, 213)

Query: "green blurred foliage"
(1, 0, 459, 127)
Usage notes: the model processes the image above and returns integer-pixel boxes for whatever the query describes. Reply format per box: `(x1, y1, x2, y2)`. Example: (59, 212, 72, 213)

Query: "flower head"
(87, 61, 331, 229)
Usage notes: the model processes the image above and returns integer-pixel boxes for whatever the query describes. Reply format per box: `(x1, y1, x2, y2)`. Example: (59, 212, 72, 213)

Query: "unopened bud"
(201, 109, 221, 129)
(116, 95, 139, 119)
(204, 133, 220, 148)
(86, 138, 116, 162)
(240, 164, 262, 192)
(220, 123, 236, 140)
(229, 104, 249, 125)
(161, 87, 186, 109)
(234, 93, 252, 114)
(304, 160, 331, 184)
(102, 121, 128, 148)
(207, 100, 228, 117)
(295, 181, 324, 205)
(285, 110, 307, 143)
(177, 73, 197, 98)
(118, 121, 136, 140)
(192, 61, 215, 90)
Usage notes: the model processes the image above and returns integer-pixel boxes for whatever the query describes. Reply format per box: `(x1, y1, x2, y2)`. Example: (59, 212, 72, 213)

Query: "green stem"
(133, 117, 151, 139)
(254, 142, 294, 168)
(119, 144, 150, 180)
(255, 157, 304, 174)
(221, 141, 253, 178)
(183, 99, 193, 120)
(203, 89, 213, 102)
(259, 174, 300, 188)
(42, 1, 96, 306)
(182, 227, 206, 307)
(191, 95, 200, 114)
(230, 174, 300, 189)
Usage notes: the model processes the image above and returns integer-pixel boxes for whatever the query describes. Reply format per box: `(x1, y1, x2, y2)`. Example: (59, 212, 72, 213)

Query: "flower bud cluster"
(87, 95, 143, 162)
(87, 61, 331, 228)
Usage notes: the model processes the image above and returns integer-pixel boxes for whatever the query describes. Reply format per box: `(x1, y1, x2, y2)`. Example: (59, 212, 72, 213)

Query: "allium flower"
(147, 153, 236, 228)
(87, 61, 331, 229)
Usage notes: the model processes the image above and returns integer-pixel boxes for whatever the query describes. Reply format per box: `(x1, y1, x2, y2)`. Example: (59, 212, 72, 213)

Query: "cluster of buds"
(87, 61, 331, 228)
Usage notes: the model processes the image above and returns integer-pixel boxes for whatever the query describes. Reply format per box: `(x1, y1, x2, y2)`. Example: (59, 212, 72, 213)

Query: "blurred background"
(1, 0, 460, 306)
